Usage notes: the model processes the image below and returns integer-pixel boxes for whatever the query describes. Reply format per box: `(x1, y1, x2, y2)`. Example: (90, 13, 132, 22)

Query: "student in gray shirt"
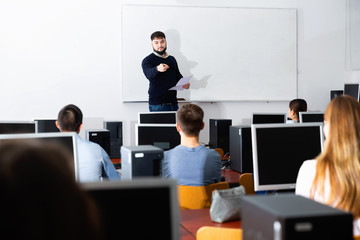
(162, 103, 221, 186)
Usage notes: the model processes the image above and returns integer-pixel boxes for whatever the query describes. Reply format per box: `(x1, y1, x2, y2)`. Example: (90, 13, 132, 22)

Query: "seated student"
(296, 95, 360, 236)
(56, 104, 120, 182)
(287, 98, 307, 123)
(162, 103, 221, 186)
(0, 141, 102, 239)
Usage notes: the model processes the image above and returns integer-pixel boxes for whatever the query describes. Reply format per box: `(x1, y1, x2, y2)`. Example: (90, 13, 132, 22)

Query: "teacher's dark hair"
(151, 31, 166, 40)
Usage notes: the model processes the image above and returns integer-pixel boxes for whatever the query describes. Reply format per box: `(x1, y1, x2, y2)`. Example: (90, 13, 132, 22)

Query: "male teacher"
(142, 31, 190, 112)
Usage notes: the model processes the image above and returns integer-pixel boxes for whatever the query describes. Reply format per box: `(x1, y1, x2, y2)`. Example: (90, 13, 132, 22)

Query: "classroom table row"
(180, 208, 241, 240)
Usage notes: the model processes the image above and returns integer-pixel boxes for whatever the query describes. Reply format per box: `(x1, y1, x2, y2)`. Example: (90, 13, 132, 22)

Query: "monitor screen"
(138, 111, 177, 124)
(330, 90, 343, 100)
(299, 112, 324, 123)
(0, 132, 79, 181)
(252, 113, 286, 124)
(81, 178, 179, 240)
(33, 119, 59, 133)
(0, 121, 37, 134)
(136, 124, 180, 150)
(251, 123, 324, 191)
(344, 83, 360, 101)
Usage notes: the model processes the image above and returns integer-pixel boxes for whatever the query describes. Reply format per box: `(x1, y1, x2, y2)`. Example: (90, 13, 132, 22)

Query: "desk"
(111, 158, 121, 169)
(222, 169, 241, 183)
(180, 208, 241, 239)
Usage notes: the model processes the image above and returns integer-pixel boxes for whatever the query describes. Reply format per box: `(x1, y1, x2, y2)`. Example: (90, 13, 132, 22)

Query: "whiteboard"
(349, 0, 360, 70)
(122, 5, 297, 102)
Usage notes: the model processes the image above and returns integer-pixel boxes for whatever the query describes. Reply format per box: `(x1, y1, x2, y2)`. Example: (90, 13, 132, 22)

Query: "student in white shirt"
(296, 95, 360, 236)
(56, 104, 120, 182)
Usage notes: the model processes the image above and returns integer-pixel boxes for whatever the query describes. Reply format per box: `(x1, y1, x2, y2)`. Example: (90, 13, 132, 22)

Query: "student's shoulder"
(79, 138, 102, 150)
(297, 159, 317, 180)
(196, 146, 220, 158)
(300, 159, 317, 170)
(165, 145, 182, 154)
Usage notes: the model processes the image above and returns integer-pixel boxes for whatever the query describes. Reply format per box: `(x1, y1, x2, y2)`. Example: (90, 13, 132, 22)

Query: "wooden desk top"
(180, 208, 241, 239)
(222, 169, 241, 183)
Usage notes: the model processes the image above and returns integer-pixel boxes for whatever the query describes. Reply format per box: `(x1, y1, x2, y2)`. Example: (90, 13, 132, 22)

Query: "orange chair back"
(214, 148, 224, 160)
(197, 226, 242, 240)
(178, 182, 229, 209)
(239, 173, 256, 195)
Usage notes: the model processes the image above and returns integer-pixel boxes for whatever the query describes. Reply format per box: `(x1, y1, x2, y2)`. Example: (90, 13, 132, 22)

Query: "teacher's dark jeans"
(149, 103, 179, 112)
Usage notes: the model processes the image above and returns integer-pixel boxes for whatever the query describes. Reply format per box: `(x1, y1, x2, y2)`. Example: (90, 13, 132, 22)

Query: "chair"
(239, 173, 256, 195)
(178, 182, 229, 209)
(196, 226, 242, 240)
(214, 148, 224, 160)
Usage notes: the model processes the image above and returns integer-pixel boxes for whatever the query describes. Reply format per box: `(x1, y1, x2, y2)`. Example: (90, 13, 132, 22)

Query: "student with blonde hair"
(296, 95, 360, 236)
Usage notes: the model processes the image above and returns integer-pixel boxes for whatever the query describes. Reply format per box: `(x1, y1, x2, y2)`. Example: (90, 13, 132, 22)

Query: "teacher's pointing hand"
(157, 63, 169, 72)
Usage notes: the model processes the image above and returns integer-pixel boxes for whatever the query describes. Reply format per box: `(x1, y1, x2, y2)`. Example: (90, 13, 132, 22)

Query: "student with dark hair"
(0, 141, 102, 239)
(142, 31, 190, 112)
(287, 98, 308, 123)
(56, 104, 120, 182)
(162, 103, 221, 186)
(296, 95, 360, 236)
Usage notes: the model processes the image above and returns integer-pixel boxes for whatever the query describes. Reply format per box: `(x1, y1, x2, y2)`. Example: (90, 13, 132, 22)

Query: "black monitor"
(136, 124, 180, 150)
(0, 132, 79, 181)
(138, 111, 177, 124)
(252, 113, 286, 124)
(81, 178, 180, 240)
(299, 112, 324, 123)
(344, 83, 360, 101)
(0, 121, 37, 134)
(33, 119, 59, 133)
(330, 90, 343, 100)
(251, 123, 324, 191)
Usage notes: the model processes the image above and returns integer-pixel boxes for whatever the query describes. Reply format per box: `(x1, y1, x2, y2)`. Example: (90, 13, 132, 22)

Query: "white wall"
(0, 0, 359, 146)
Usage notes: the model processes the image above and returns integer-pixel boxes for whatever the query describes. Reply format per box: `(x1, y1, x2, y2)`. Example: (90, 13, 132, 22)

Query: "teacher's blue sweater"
(142, 53, 183, 105)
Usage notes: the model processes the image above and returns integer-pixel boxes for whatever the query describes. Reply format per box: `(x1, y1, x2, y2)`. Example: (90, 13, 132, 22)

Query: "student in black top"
(142, 31, 190, 112)
(287, 98, 307, 123)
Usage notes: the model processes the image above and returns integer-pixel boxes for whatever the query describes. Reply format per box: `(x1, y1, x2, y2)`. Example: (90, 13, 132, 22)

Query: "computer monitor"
(33, 119, 59, 133)
(251, 123, 324, 191)
(344, 83, 360, 101)
(252, 113, 286, 124)
(136, 124, 180, 150)
(299, 112, 324, 123)
(0, 132, 79, 181)
(81, 178, 180, 240)
(0, 121, 37, 134)
(330, 90, 343, 100)
(138, 111, 177, 124)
